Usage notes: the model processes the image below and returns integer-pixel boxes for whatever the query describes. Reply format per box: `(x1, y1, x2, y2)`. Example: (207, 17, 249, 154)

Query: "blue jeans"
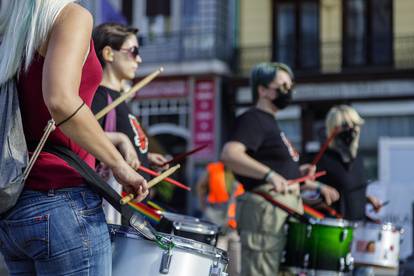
(0, 187, 111, 276)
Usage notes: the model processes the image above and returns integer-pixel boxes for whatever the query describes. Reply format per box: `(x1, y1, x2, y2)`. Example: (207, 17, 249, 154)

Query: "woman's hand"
(299, 164, 316, 177)
(148, 152, 169, 171)
(112, 162, 149, 202)
(319, 184, 340, 205)
(367, 195, 382, 213)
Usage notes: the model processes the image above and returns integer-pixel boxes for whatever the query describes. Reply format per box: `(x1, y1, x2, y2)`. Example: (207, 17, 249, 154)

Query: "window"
(274, 0, 320, 71)
(146, 0, 171, 35)
(343, 0, 393, 67)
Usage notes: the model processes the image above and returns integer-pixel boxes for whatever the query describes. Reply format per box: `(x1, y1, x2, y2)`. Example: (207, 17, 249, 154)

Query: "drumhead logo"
(280, 132, 299, 162)
(128, 114, 149, 154)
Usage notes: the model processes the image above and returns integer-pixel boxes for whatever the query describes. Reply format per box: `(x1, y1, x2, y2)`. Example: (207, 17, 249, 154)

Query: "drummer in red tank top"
(0, 1, 148, 275)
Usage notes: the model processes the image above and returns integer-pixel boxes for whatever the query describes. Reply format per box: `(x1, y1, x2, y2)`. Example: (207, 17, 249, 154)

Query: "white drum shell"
(351, 223, 401, 268)
(111, 226, 228, 276)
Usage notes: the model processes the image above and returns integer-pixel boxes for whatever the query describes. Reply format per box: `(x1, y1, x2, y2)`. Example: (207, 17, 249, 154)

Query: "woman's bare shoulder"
(56, 3, 93, 28)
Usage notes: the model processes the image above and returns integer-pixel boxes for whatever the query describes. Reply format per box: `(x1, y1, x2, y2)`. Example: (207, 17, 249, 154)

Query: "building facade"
(231, 0, 414, 181)
(83, 0, 237, 213)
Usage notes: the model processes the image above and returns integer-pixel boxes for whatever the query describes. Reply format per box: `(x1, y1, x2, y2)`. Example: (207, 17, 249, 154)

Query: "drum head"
(109, 224, 227, 262)
(160, 211, 219, 235)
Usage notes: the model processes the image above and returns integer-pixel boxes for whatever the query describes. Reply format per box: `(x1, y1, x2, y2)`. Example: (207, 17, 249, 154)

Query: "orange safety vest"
(206, 162, 244, 229)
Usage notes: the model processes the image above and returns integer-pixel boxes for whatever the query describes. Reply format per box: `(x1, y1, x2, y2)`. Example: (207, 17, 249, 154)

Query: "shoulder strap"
(43, 145, 157, 240)
(104, 93, 117, 132)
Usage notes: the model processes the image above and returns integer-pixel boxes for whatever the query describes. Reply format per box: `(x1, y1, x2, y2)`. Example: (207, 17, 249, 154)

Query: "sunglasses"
(119, 46, 140, 59)
(267, 82, 295, 94)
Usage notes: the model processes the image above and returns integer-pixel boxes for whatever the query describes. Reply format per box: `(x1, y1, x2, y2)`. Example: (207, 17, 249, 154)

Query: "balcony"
(236, 36, 414, 77)
(139, 29, 233, 64)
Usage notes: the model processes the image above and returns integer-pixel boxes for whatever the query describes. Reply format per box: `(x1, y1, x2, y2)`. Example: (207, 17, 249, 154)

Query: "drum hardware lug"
(346, 253, 354, 271)
(209, 264, 223, 276)
(303, 253, 309, 268)
(284, 224, 289, 235)
(306, 225, 312, 238)
(378, 232, 382, 241)
(159, 250, 172, 274)
(210, 254, 227, 276)
(340, 229, 348, 242)
(281, 250, 286, 263)
(339, 257, 345, 272)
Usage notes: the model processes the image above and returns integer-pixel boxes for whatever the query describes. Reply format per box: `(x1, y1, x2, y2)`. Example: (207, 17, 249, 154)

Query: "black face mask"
(337, 128, 358, 146)
(272, 88, 293, 110)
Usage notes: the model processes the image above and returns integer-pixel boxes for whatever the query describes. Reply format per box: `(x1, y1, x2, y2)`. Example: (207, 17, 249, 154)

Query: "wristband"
(316, 182, 322, 193)
(263, 169, 274, 183)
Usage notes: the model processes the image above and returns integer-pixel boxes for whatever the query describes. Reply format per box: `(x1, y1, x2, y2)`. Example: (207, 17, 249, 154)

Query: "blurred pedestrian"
(197, 161, 244, 276)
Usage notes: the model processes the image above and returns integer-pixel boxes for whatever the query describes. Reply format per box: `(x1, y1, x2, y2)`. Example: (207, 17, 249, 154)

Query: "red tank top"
(17, 41, 103, 190)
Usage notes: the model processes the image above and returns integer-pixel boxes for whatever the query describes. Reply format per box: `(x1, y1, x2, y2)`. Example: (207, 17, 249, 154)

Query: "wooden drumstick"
(120, 164, 181, 205)
(95, 67, 164, 120)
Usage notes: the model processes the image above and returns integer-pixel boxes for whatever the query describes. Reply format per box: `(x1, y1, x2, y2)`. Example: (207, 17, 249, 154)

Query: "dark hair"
(92, 23, 139, 67)
(250, 62, 294, 103)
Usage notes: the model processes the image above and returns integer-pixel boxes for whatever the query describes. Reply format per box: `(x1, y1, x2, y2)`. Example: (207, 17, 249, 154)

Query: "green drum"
(282, 218, 354, 273)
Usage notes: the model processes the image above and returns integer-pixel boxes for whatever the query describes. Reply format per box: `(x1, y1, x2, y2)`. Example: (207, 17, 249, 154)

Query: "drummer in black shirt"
(91, 23, 168, 224)
(221, 62, 339, 276)
(316, 105, 383, 276)
(317, 105, 382, 221)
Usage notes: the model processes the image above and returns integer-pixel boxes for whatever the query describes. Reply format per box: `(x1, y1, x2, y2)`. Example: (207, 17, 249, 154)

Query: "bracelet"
(263, 169, 274, 183)
(56, 101, 86, 127)
(316, 182, 322, 193)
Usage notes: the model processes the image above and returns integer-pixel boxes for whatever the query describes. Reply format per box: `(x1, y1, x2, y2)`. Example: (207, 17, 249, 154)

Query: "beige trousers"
(236, 184, 303, 276)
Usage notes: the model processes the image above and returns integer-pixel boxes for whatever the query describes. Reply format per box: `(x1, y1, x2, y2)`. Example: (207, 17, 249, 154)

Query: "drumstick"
(252, 191, 310, 224)
(368, 200, 389, 212)
(95, 67, 164, 120)
(288, 171, 327, 185)
(311, 126, 341, 166)
(269, 171, 327, 193)
(161, 144, 208, 166)
(319, 203, 343, 218)
(138, 165, 190, 191)
(121, 165, 181, 205)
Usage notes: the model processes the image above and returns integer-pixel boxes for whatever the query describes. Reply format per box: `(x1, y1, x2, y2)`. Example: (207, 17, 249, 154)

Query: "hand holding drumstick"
(121, 164, 181, 205)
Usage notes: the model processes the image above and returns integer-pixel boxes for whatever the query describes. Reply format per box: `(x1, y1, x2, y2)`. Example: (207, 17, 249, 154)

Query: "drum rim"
(353, 221, 402, 231)
(108, 224, 228, 262)
(313, 218, 354, 227)
(173, 221, 218, 235)
(160, 211, 201, 222)
(160, 211, 219, 235)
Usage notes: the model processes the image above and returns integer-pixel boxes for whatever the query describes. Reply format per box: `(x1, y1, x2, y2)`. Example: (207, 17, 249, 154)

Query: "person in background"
(92, 23, 169, 223)
(221, 62, 339, 276)
(0, 1, 147, 275)
(316, 105, 383, 276)
(197, 161, 244, 276)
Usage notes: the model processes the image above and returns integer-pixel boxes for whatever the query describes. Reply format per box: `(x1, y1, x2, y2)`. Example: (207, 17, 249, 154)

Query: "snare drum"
(110, 224, 228, 276)
(351, 222, 402, 268)
(156, 211, 219, 246)
(282, 218, 354, 273)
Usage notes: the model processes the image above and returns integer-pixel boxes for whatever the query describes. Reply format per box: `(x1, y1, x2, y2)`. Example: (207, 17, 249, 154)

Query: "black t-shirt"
(230, 108, 301, 191)
(91, 86, 150, 174)
(317, 149, 367, 221)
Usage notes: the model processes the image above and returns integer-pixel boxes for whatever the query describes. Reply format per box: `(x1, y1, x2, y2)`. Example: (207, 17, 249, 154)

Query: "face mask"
(272, 88, 293, 110)
(333, 127, 360, 162)
(337, 128, 358, 146)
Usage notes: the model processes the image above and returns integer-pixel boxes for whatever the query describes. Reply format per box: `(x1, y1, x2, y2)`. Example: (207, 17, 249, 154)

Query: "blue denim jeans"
(0, 187, 111, 276)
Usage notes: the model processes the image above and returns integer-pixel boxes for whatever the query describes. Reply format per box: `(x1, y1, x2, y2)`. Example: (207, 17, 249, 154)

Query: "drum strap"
(42, 144, 158, 241)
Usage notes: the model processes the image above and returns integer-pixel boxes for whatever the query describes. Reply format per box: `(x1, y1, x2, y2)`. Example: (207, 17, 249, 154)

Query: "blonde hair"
(0, 0, 76, 84)
(326, 105, 364, 136)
